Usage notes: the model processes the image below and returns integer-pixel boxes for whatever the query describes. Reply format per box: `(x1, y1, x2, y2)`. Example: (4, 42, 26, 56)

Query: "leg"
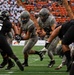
(62, 25, 74, 72)
(40, 47, 47, 55)
(22, 53, 29, 67)
(0, 51, 8, 68)
(9, 54, 24, 71)
(0, 37, 24, 71)
(69, 43, 74, 75)
(62, 44, 72, 72)
(5, 57, 15, 70)
(22, 38, 38, 67)
(55, 55, 67, 70)
(29, 50, 43, 61)
(47, 37, 59, 67)
(0, 51, 15, 70)
(22, 49, 44, 67)
(69, 61, 74, 75)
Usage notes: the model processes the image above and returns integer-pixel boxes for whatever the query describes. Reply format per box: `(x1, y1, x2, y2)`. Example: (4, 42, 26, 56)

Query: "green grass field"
(0, 46, 69, 75)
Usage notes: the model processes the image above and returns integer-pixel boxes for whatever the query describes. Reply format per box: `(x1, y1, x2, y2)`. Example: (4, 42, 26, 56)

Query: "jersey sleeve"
(28, 24, 35, 32)
(50, 17, 56, 26)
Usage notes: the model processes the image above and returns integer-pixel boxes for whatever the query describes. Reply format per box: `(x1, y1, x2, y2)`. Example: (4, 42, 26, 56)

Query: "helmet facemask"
(21, 17, 29, 24)
(39, 13, 49, 22)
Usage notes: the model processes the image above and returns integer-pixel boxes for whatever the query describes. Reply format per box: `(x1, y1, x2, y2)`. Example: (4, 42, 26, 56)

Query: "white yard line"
(6, 71, 67, 74)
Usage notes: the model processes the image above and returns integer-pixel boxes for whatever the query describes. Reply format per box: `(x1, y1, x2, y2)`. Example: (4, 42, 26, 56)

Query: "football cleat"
(22, 62, 28, 67)
(0, 64, 3, 68)
(16, 60, 24, 71)
(69, 61, 74, 75)
(55, 64, 63, 70)
(39, 51, 44, 61)
(66, 60, 72, 72)
(5, 61, 15, 70)
(0, 60, 7, 68)
(48, 60, 55, 68)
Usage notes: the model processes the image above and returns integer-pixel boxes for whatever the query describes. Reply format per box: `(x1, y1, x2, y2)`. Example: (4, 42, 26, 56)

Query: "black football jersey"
(0, 20, 12, 35)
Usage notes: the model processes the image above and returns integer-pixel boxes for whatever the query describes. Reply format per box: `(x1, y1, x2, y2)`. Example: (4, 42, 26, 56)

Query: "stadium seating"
(25, 5, 35, 11)
(20, 0, 73, 24)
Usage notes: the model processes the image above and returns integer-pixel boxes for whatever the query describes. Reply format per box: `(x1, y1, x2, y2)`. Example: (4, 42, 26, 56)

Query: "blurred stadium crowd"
(21, 0, 74, 24)
(0, 0, 24, 25)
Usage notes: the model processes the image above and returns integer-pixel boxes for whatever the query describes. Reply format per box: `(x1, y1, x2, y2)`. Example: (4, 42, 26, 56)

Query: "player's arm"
(50, 23, 56, 34)
(12, 23, 21, 42)
(21, 31, 30, 40)
(63, 0, 74, 19)
(36, 27, 46, 37)
(48, 26, 61, 43)
(50, 17, 57, 34)
(51, 23, 56, 31)
(45, 26, 61, 49)
(21, 24, 35, 40)
(12, 23, 19, 35)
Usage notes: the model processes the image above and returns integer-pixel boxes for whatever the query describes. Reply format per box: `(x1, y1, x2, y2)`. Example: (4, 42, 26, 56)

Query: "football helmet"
(20, 10, 30, 24)
(0, 10, 9, 20)
(39, 8, 49, 22)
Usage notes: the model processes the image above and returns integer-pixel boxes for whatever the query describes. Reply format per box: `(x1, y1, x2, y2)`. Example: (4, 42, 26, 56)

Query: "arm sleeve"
(28, 24, 35, 32)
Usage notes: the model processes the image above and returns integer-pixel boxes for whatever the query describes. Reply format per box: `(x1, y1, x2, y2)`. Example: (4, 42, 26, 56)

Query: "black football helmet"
(0, 10, 9, 20)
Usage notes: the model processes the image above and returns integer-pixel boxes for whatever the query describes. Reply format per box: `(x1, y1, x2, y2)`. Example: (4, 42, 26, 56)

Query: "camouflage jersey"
(20, 19, 37, 38)
(37, 14, 56, 35)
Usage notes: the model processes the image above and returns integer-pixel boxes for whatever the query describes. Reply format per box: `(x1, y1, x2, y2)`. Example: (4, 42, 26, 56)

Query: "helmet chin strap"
(22, 19, 29, 24)
(41, 16, 48, 22)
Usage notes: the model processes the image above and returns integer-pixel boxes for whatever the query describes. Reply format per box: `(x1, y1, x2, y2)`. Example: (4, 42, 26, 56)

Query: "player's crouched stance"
(18, 10, 44, 67)
(45, 19, 74, 74)
(0, 10, 24, 71)
(36, 8, 57, 68)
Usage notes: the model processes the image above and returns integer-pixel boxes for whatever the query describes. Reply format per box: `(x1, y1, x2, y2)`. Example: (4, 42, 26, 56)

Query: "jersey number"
(0, 23, 3, 31)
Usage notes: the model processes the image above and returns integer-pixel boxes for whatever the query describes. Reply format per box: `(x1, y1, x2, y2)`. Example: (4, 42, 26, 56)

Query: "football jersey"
(37, 14, 56, 28)
(58, 19, 74, 39)
(0, 19, 12, 35)
(37, 14, 56, 35)
(20, 19, 37, 38)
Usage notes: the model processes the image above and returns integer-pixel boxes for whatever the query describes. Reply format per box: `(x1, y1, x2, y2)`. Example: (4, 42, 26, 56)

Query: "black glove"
(45, 41, 50, 49)
(43, 27, 51, 35)
(15, 34, 21, 43)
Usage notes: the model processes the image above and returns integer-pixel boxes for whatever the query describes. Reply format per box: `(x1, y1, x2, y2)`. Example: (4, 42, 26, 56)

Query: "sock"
(1, 57, 8, 66)
(64, 50, 71, 62)
(25, 58, 28, 64)
(8, 58, 13, 64)
(69, 61, 74, 75)
(35, 51, 39, 54)
(41, 47, 47, 51)
(23, 53, 28, 64)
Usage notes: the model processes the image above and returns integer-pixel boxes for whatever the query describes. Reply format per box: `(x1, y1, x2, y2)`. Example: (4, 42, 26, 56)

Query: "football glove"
(43, 27, 51, 35)
(15, 34, 21, 43)
(45, 41, 50, 49)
